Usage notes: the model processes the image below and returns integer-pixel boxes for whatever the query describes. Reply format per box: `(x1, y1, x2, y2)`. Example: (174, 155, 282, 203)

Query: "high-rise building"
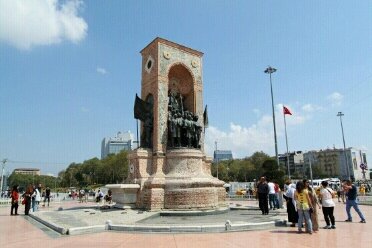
(101, 131, 133, 159)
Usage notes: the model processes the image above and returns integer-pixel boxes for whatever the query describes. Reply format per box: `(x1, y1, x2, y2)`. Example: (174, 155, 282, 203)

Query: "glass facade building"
(101, 131, 133, 159)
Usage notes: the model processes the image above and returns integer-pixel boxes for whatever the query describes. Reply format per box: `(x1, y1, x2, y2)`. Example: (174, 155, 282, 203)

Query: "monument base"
(127, 148, 227, 211)
(105, 184, 140, 209)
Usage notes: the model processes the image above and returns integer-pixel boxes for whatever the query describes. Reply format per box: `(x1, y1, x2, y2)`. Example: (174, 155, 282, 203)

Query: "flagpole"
(283, 109, 290, 179)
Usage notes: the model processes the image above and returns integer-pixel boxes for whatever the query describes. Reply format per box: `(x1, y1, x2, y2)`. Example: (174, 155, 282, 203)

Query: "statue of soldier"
(143, 112, 153, 148)
(184, 111, 193, 148)
(193, 115, 202, 148)
(175, 112, 184, 147)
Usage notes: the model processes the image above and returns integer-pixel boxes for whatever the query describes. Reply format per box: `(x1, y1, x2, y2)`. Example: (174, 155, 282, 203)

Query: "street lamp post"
(215, 141, 219, 179)
(264, 66, 279, 167)
(1, 159, 7, 198)
(337, 112, 350, 180)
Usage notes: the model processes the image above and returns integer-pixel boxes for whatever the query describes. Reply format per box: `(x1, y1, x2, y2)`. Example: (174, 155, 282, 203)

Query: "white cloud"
(205, 122, 273, 159)
(0, 0, 87, 50)
(96, 67, 107, 75)
(204, 104, 309, 158)
(327, 92, 344, 106)
(302, 103, 324, 112)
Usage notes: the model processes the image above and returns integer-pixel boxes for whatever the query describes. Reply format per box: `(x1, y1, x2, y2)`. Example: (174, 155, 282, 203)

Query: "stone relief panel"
(158, 82, 168, 149)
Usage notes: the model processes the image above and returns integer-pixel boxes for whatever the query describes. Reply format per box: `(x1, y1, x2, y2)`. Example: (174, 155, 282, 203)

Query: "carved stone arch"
(167, 62, 196, 113)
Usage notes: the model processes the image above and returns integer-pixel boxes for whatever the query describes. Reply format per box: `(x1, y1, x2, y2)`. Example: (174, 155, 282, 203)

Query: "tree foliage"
(8, 173, 59, 192)
(8, 150, 129, 190)
(211, 151, 286, 187)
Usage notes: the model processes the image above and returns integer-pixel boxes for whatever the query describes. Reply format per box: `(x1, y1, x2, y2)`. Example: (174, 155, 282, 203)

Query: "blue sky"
(1, 0, 372, 176)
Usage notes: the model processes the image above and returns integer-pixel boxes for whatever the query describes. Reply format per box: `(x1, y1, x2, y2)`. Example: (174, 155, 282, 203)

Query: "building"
(279, 151, 304, 177)
(303, 147, 369, 181)
(101, 131, 134, 159)
(13, 168, 41, 176)
(214, 150, 233, 163)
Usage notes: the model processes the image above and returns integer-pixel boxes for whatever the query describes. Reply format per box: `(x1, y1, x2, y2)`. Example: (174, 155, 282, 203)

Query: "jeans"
(298, 209, 312, 233)
(346, 199, 365, 221)
(269, 194, 279, 209)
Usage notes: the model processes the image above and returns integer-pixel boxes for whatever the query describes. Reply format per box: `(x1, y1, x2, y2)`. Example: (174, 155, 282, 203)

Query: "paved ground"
(1, 199, 371, 248)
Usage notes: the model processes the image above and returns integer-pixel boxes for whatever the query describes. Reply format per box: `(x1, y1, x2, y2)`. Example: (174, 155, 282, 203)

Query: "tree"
(262, 159, 286, 186)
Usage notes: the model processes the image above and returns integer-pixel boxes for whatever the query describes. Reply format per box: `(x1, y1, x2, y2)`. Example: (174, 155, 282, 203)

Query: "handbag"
(21, 198, 26, 205)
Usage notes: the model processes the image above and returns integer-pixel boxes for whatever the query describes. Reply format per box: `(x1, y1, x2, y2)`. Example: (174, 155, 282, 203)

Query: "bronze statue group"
(167, 92, 202, 149)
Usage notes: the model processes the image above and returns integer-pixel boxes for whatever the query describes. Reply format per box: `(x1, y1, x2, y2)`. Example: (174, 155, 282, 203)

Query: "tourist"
(274, 181, 281, 209)
(294, 181, 313, 234)
(257, 177, 269, 215)
(283, 181, 298, 227)
(10, 185, 19, 216)
(23, 185, 33, 215)
(104, 189, 113, 204)
(31, 185, 41, 212)
(96, 189, 104, 203)
(343, 180, 366, 223)
(359, 184, 366, 197)
(268, 179, 277, 210)
(79, 188, 85, 203)
(336, 183, 345, 203)
(319, 181, 336, 229)
(43, 187, 51, 207)
(304, 179, 321, 232)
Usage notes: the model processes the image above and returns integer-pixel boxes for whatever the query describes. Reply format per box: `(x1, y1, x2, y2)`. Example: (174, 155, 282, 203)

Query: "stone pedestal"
(128, 148, 226, 211)
(105, 184, 140, 209)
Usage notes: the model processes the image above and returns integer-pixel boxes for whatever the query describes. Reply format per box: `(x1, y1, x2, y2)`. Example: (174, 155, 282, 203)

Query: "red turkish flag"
(283, 106, 292, 115)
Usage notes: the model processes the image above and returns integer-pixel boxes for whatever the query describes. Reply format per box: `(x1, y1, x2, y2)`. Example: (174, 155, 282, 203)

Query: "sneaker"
(323, 226, 331, 229)
(331, 225, 336, 229)
(345, 219, 352, 222)
(360, 220, 366, 223)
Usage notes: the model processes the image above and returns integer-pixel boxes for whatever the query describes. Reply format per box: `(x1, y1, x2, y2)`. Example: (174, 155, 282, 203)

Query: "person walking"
(23, 185, 33, 215)
(31, 185, 41, 212)
(304, 179, 321, 232)
(283, 181, 298, 227)
(343, 180, 366, 223)
(43, 187, 51, 207)
(257, 177, 269, 215)
(319, 181, 336, 229)
(10, 185, 19, 216)
(294, 181, 313, 234)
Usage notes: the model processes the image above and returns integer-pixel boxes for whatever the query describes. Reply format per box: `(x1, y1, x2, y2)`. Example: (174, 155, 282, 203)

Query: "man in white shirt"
(268, 179, 277, 210)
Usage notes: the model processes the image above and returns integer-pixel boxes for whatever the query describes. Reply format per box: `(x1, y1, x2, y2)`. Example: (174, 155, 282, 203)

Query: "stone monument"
(110, 38, 226, 211)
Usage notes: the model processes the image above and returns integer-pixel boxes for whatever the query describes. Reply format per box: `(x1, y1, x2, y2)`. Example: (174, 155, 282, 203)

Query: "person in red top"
(10, 185, 19, 216)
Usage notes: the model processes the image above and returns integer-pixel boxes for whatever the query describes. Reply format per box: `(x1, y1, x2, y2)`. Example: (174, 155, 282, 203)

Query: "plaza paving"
(1, 199, 371, 248)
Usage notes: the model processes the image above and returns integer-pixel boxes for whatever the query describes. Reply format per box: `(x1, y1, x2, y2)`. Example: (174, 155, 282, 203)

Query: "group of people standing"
(10, 184, 51, 216)
(256, 177, 281, 215)
(282, 179, 366, 235)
